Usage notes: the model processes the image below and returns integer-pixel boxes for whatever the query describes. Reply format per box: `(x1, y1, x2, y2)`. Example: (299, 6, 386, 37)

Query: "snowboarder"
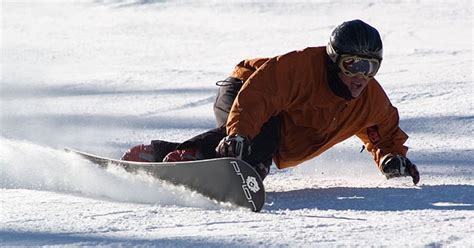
(121, 19, 420, 184)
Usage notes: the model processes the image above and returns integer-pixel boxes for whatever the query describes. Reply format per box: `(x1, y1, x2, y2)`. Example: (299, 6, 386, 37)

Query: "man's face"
(338, 71, 370, 98)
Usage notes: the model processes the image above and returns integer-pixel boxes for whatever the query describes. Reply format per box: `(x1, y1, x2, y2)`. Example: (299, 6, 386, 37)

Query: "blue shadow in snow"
(399, 115, 473, 135)
(0, 84, 216, 98)
(266, 185, 474, 211)
(2, 113, 215, 130)
(0, 230, 236, 247)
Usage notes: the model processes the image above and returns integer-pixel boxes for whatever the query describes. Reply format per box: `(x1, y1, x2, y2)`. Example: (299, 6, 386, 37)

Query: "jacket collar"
(326, 56, 354, 101)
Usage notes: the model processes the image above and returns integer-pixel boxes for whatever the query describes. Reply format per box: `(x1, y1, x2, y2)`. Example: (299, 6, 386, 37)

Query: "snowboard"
(64, 148, 266, 212)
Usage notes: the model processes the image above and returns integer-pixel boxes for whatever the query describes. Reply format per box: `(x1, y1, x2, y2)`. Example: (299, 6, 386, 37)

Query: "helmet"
(326, 20, 383, 63)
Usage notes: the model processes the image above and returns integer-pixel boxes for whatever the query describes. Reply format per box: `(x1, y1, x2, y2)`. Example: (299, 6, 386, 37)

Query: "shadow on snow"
(0, 84, 216, 98)
(0, 230, 233, 247)
(1, 113, 215, 130)
(266, 185, 474, 211)
(400, 115, 474, 135)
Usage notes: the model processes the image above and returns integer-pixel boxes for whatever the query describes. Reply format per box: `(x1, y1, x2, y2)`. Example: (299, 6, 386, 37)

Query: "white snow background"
(1, 0, 473, 246)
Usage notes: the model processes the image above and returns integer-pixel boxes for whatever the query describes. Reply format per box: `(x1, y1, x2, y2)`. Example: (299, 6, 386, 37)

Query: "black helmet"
(326, 20, 383, 62)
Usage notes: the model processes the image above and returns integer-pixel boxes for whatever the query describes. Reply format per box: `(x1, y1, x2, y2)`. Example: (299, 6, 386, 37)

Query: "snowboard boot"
(163, 148, 204, 162)
(121, 144, 155, 162)
(253, 158, 272, 180)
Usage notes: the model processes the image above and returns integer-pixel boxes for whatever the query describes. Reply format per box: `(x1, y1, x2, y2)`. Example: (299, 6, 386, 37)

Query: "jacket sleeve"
(226, 54, 299, 139)
(356, 86, 409, 170)
(229, 58, 270, 82)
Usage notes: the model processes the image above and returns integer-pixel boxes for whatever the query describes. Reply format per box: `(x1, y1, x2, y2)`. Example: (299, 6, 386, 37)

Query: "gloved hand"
(380, 154, 420, 185)
(215, 134, 251, 160)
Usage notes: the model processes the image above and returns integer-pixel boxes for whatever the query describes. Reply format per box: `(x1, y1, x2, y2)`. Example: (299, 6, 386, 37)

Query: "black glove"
(215, 134, 251, 160)
(381, 154, 420, 185)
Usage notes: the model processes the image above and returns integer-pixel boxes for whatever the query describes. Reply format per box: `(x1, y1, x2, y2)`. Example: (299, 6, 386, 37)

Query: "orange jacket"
(226, 46, 409, 170)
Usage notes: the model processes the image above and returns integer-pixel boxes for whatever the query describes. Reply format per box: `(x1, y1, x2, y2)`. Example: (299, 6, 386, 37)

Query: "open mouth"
(352, 82, 363, 90)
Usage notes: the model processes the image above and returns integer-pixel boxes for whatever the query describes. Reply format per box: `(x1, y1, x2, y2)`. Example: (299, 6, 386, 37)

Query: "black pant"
(152, 77, 281, 179)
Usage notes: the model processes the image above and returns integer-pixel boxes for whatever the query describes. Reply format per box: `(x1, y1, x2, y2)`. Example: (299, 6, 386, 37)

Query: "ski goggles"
(338, 55, 381, 79)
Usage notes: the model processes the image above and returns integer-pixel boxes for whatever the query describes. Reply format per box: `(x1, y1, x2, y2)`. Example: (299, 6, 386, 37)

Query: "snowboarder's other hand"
(215, 134, 251, 160)
(381, 154, 420, 185)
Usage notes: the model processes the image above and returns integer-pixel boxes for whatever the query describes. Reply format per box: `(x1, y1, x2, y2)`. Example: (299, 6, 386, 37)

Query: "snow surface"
(1, 0, 473, 246)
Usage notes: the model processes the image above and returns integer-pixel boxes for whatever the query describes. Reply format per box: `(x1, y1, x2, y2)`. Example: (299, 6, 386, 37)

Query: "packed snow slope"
(1, 1, 473, 247)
